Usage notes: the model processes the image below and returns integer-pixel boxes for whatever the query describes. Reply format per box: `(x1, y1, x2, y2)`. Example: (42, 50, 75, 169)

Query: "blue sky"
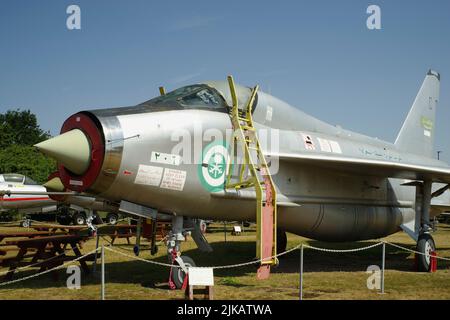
(1, 1, 450, 160)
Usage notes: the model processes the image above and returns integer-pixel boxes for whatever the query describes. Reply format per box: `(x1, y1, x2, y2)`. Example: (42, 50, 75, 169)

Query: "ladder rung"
(241, 126, 255, 131)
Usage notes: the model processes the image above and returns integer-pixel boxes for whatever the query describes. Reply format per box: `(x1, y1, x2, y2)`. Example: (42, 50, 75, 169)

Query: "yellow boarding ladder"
(225, 76, 277, 279)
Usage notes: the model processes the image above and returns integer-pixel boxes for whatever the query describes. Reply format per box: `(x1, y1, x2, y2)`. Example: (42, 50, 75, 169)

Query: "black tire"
(57, 215, 72, 225)
(106, 213, 119, 225)
(73, 212, 86, 226)
(92, 214, 103, 225)
(416, 233, 436, 272)
(171, 256, 196, 289)
(277, 229, 287, 256)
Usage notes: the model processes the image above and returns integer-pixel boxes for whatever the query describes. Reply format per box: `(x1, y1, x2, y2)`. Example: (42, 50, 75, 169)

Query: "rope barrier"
(105, 240, 450, 269)
(0, 222, 19, 226)
(104, 242, 305, 270)
(303, 242, 383, 253)
(24, 217, 131, 229)
(1, 237, 449, 288)
(385, 241, 450, 261)
(104, 246, 177, 268)
(0, 248, 99, 287)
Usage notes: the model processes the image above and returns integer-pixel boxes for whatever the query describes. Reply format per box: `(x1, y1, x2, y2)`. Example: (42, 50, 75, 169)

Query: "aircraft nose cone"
(34, 129, 91, 175)
(43, 177, 65, 192)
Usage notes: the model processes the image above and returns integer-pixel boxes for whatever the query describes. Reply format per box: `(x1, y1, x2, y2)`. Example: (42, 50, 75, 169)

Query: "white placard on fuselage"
(134, 165, 163, 186)
(160, 168, 187, 191)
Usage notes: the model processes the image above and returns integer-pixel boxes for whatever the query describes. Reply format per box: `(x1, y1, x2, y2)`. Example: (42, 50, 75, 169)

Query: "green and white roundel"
(198, 141, 230, 192)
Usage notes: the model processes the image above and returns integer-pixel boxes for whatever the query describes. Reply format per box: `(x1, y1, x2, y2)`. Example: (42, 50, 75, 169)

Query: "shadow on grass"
(2, 238, 450, 290)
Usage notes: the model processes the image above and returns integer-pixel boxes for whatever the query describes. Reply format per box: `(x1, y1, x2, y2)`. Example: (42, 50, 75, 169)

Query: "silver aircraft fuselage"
(36, 77, 450, 242)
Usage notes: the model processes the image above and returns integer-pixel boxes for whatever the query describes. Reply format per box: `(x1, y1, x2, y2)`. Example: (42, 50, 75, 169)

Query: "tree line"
(0, 109, 56, 183)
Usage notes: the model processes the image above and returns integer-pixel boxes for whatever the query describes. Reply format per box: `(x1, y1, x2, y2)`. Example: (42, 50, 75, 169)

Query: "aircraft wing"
(271, 152, 450, 184)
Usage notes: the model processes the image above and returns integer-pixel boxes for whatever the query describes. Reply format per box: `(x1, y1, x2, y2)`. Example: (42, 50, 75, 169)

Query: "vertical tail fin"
(395, 70, 440, 158)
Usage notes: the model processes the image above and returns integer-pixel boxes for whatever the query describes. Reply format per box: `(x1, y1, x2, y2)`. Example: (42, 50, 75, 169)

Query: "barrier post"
(299, 244, 304, 300)
(93, 233, 100, 273)
(381, 242, 385, 294)
(101, 245, 105, 300)
(224, 222, 227, 243)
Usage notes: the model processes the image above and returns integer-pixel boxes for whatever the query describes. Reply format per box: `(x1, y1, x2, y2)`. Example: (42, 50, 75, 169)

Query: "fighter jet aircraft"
(0, 173, 56, 214)
(33, 69, 449, 287)
(0, 173, 119, 225)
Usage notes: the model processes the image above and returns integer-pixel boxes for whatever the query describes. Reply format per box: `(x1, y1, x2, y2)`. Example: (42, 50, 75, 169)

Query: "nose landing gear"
(169, 254, 196, 289)
(167, 215, 196, 289)
(416, 233, 436, 272)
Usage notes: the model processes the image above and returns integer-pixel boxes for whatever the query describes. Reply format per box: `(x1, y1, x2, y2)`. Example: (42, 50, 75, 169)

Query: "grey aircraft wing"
(270, 152, 450, 184)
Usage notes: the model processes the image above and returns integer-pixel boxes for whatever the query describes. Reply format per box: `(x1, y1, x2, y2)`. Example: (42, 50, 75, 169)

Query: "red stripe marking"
(1, 197, 51, 202)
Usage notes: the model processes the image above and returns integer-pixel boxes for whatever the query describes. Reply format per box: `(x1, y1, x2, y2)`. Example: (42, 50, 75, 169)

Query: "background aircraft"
(0, 173, 55, 214)
(0, 173, 120, 225)
(33, 70, 450, 287)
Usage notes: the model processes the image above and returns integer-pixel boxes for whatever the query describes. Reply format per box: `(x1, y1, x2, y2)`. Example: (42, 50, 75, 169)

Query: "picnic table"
(1, 234, 95, 281)
(0, 231, 64, 243)
(98, 224, 137, 245)
(31, 224, 87, 234)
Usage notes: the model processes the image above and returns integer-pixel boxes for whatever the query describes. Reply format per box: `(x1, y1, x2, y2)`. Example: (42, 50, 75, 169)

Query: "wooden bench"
(1, 234, 94, 281)
(31, 225, 87, 234)
(0, 231, 64, 243)
(0, 253, 37, 267)
(98, 225, 137, 245)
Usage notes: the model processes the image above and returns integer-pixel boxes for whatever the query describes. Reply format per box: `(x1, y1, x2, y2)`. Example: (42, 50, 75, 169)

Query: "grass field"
(1, 222, 450, 300)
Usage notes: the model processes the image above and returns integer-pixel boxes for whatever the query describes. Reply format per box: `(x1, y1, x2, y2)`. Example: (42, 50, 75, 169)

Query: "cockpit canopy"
(90, 84, 229, 118)
(147, 85, 225, 108)
(0, 174, 39, 185)
(141, 84, 227, 111)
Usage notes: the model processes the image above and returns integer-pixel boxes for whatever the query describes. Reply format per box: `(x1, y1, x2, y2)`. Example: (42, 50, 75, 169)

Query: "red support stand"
(168, 250, 178, 290)
(430, 251, 437, 272)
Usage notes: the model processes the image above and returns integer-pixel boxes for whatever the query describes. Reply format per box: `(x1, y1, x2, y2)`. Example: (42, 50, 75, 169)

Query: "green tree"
(0, 109, 56, 183)
(0, 145, 56, 184)
(0, 109, 51, 148)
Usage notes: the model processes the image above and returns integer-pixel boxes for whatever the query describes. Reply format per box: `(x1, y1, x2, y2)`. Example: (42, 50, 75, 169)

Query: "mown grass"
(0, 223, 450, 300)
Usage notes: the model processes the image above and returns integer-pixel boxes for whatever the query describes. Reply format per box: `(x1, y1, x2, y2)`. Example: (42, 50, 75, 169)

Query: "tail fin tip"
(395, 70, 441, 158)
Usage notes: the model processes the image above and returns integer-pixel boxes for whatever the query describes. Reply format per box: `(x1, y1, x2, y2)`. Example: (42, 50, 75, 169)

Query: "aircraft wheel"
(57, 215, 72, 225)
(106, 213, 119, 225)
(20, 220, 31, 228)
(172, 256, 196, 289)
(277, 229, 287, 256)
(73, 212, 86, 225)
(199, 220, 207, 233)
(416, 233, 436, 272)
